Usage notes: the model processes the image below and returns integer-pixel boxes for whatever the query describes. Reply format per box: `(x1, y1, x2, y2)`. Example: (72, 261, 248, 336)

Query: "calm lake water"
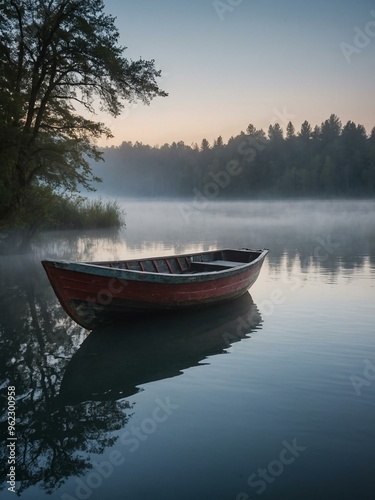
(1, 199, 374, 500)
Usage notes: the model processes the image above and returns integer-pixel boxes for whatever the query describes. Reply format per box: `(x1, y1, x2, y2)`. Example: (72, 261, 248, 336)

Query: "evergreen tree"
(200, 138, 210, 151)
(268, 123, 283, 141)
(320, 114, 342, 143)
(85, 115, 375, 200)
(286, 121, 296, 139)
(214, 136, 224, 147)
(299, 121, 312, 140)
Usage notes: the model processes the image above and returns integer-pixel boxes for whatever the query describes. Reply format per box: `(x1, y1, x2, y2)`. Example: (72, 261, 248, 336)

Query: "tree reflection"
(0, 257, 132, 495)
(0, 216, 372, 495)
(0, 255, 262, 496)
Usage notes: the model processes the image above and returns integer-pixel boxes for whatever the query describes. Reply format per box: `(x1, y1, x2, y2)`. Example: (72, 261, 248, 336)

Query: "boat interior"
(91, 249, 262, 275)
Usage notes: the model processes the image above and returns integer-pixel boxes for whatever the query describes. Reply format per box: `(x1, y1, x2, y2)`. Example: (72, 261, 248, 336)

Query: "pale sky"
(97, 0, 375, 147)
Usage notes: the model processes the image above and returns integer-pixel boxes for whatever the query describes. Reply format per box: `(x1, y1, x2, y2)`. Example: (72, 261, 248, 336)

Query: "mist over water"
(29, 198, 375, 260)
(35, 199, 375, 291)
(1, 199, 374, 500)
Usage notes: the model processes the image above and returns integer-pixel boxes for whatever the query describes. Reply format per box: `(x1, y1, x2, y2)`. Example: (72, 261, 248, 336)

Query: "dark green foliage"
(286, 121, 295, 140)
(0, 0, 166, 228)
(91, 114, 375, 199)
(47, 196, 125, 229)
(0, 188, 124, 251)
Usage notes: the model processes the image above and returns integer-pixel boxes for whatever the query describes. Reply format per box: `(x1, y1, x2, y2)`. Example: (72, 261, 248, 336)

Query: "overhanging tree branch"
(0, 0, 167, 227)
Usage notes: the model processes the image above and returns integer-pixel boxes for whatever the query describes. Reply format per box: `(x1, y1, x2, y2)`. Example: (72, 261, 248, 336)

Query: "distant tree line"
(93, 114, 375, 198)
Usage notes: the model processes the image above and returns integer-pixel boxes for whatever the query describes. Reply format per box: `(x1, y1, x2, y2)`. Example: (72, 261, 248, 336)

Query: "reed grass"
(48, 197, 125, 229)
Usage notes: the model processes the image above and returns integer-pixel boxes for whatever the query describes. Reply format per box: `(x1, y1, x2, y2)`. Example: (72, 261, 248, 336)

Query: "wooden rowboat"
(42, 248, 268, 329)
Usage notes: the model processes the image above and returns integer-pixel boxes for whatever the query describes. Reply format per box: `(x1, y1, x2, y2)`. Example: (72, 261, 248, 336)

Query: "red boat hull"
(42, 248, 268, 329)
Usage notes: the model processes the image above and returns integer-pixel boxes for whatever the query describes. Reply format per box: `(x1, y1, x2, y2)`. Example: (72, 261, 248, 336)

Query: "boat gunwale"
(42, 249, 269, 282)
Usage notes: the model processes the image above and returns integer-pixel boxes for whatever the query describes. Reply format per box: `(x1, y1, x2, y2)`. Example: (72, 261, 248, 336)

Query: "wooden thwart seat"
(205, 260, 245, 267)
(189, 260, 244, 272)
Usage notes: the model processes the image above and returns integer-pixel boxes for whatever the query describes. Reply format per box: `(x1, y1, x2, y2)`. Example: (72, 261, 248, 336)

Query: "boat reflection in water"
(60, 293, 262, 404)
